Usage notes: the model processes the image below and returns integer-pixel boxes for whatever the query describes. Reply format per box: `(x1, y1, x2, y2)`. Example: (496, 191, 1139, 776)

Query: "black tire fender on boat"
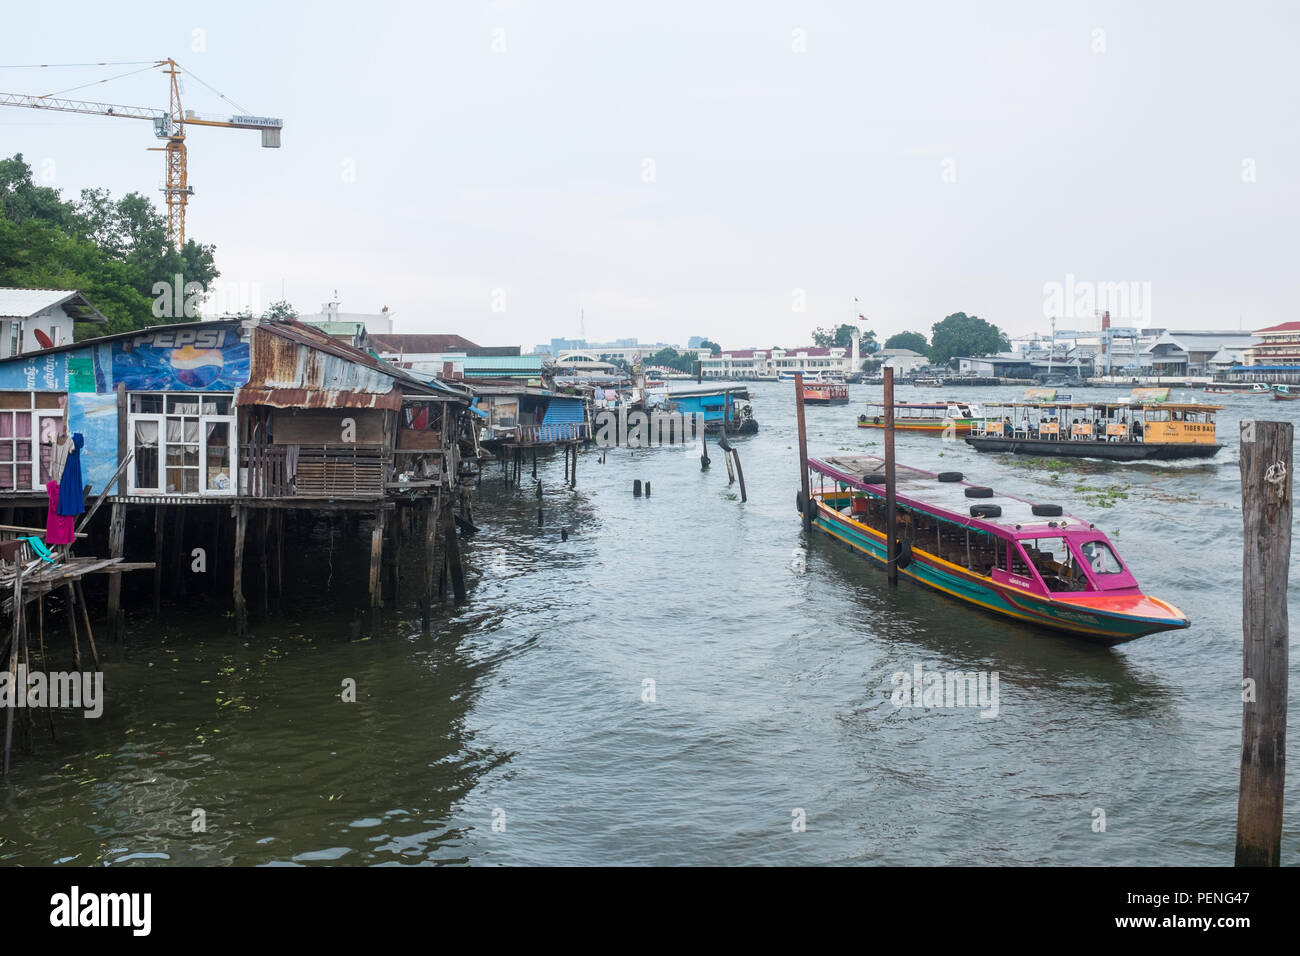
(895, 538, 913, 569)
(965, 486, 994, 498)
(1031, 503, 1063, 517)
(873, 415, 881, 425)
(857, 414, 867, 423)
(970, 504, 1002, 519)
(795, 490, 805, 514)
(936, 471, 963, 482)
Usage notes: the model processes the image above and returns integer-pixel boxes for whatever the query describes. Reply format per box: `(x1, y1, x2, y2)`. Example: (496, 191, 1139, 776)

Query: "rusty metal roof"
(234, 386, 402, 410)
(241, 321, 471, 408)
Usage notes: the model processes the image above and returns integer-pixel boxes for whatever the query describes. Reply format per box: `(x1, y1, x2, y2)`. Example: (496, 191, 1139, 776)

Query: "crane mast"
(0, 57, 281, 248)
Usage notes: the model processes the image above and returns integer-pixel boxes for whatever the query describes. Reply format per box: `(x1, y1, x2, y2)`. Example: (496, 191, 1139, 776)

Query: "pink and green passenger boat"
(798, 455, 1190, 644)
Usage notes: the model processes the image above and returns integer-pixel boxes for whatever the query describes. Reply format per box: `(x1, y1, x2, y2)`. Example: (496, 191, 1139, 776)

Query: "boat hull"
(808, 500, 1186, 644)
(964, 436, 1223, 460)
(805, 397, 850, 406)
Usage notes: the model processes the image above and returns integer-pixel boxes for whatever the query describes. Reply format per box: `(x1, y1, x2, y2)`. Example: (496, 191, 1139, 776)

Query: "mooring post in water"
(795, 373, 811, 532)
(570, 443, 577, 488)
(232, 505, 248, 638)
(107, 501, 126, 641)
(634, 479, 642, 497)
(538, 507, 544, 527)
(64, 583, 82, 671)
(732, 449, 746, 503)
(883, 367, 898, 586)
(700, 425, 710, 470)
(1235, 419, 1292, 867)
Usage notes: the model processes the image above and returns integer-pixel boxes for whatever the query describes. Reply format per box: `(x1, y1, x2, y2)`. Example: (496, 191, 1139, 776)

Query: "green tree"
(0, 152, 220, 337)
(263, 299, 298, 320)
(811, 323, 857, 348)
(646, 346, 695, 373)
(929, 313, 1009, 366)
(883, 331, 930, 358)
(699, 338, 722, 355)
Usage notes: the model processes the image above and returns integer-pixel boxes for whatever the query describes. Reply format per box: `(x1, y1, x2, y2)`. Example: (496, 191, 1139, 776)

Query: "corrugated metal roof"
(234, 386, 402, 410)
(0, 288, 107, 322)
(541, 396, 585, 424)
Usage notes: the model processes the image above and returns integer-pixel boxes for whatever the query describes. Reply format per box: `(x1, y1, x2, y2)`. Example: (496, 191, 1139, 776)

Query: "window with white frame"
(128, 392, 236, 495)
(0, 392, 65, 491)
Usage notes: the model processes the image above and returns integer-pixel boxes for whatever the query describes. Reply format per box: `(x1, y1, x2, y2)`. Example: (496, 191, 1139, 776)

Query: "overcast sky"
(3, 1, 1296, 349)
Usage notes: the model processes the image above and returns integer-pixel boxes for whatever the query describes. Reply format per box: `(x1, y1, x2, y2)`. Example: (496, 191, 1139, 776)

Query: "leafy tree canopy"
(929, 312, 1009, 366)
(883, 331, 930, 358)
(811, 323, 878, 353)
(699, 338, 722, 355)
(263, 299, 298, 320)
(0, 153, 219, 337)
(646, 346, 696, 373)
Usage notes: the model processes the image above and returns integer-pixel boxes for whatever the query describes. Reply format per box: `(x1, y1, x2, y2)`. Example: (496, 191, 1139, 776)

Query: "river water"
(1, 383, 1296, 865)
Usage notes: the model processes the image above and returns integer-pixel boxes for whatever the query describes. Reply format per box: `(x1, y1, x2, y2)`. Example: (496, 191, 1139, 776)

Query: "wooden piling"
(232, 505, 248, 638)
(4, 563, 23, 774)
(732, 450, 746, 503)
(74, 579, 100, 670)
(422, 497, 437, 635)
(794, 373, 812, 532)
(884, 367, 898, 586)
(153, 505, 165, 616)
(633, 479, 642, 497)
(1235, 419, 1292, 866)
(369, 510, 386, 609)
(444, 513, 466, 603)
(570, 444, 577, 488)
(64, 584, 82, 672)
(107, 502, 126, 640)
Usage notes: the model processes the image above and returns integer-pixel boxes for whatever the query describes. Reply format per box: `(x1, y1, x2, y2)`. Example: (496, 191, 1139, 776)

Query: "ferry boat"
(857, 401, 984, 434)
(1273, 385, 1299, 402)
(1204, 382, 1271, 395)
(964, 401, 1224, 460)
(912, 376, 944, 387)
(802, 382, 849, 405)
(798, 455, 1190, 644)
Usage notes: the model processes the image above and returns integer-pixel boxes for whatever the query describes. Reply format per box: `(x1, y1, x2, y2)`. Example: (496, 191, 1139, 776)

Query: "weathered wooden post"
(795, 373, 811, 532)
(884, 367, 898, 586)
(633, 479, 642, 497)
(443, 512, 466, 603)
(232, 505, 248, 638)
(153, 506, 165, 616)
(732, 449, 746, 503)
(368, 509, 386, 609)
(1235, 419, 1291, 866)
(4, 562, 23, 775)
(107, 502, 126, 640)
(422, 497, 437, 635)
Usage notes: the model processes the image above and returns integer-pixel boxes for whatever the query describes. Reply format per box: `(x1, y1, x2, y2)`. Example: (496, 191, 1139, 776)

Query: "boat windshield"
(1078, 539, 1124, 575)
(1020, 536, 1090, 592)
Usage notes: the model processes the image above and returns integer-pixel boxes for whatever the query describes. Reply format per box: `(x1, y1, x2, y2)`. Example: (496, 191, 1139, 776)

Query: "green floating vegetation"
(1073, 482, 1132, 509)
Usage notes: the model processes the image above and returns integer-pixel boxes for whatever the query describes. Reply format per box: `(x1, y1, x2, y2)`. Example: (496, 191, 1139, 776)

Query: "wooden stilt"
(172, 506, 188, 597)
(732, 449, 746, 503)
(260, 509, 271, 613)
(369, 510, 386, 609)
(107, 502, 125, 641)
(153, 505, 165, 616)
(65, 584, 82, 672)
(3, 564, 23, 774)
(423, 497, 437, 634)
(444, 512, 466, 603)
(274, 510, 284, 598)
(74, 579, 100, 670)
(570, 444, 577, 488)
(233, 505, 248, 638)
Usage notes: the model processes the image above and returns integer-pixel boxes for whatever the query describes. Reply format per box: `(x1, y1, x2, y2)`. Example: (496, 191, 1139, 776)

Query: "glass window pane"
(184, 420, 199, 443)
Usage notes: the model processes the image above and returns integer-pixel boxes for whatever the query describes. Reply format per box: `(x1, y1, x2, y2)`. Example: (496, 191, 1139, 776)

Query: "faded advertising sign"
(0, 323, 250, 394)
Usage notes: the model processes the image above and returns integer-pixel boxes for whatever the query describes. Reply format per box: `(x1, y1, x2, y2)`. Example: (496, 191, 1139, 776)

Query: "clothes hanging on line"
(45, 480, 76, 545)
(56, 433, 86, 517)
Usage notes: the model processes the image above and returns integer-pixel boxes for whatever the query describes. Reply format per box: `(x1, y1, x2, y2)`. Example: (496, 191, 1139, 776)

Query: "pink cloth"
(45, 480, 75, 546)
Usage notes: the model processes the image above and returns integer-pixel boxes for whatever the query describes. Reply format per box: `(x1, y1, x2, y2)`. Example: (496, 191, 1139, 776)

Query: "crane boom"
(0, 58, 281, 248)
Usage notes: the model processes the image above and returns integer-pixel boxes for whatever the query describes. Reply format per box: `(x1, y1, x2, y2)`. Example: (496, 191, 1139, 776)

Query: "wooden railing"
(240, 443, 391, 499)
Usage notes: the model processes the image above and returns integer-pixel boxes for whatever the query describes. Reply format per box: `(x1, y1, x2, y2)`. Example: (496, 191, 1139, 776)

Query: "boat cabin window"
(1079, 539, 1124, 575)
(1020, 536, 1090, 592)
(1145, 408, 1170, 422)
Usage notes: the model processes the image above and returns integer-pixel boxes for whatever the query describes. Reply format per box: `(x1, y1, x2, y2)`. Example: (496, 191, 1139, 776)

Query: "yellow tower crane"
(0, 57, 282, 248)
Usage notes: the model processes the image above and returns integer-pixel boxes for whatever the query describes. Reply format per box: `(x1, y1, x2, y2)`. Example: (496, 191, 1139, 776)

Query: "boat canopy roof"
(981, 401, 1224, 411)
(809, 454, 1096, 535)
(863, 402, 972, 410)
